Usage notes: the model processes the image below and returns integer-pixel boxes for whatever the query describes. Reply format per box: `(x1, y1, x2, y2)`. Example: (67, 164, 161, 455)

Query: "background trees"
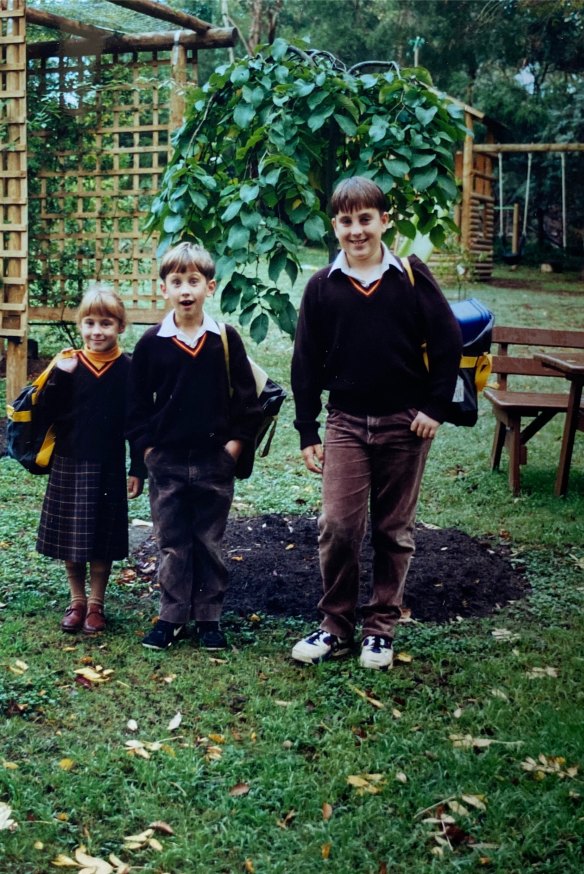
(29, 0, 584, 258)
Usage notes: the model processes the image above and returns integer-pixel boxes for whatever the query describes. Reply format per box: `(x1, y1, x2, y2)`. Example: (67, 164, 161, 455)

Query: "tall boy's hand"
(410, 411, 440, 440)
(302, 444, 324, 475)
(224, 439, 243, 461)
(127, 476, 144, 499)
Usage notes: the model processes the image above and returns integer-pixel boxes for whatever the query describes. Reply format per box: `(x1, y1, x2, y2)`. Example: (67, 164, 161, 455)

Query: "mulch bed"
(131, 514, 529, 624)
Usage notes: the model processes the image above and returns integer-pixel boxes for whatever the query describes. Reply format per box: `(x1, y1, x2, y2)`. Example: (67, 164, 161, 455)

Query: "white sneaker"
(291, 629, 352, 664)
(359, 635, 394, 670)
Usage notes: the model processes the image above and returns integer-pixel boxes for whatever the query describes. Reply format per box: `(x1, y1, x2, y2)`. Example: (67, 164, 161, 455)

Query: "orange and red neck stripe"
(79, 345, 122, 377)
(171, 332, 207, 358)
(347, 276, 383, 297)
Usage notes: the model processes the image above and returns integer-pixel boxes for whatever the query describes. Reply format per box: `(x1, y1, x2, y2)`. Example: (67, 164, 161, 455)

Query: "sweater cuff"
(298, 426, 321, 450)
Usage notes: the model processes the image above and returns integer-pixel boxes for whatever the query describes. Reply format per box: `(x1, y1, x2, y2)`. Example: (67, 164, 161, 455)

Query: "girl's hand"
(56, 355, 78, 373)
(127, 476, 143, 499)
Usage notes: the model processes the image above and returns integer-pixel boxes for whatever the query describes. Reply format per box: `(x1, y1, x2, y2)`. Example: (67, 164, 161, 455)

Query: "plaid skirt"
(36, 454, 129, 562)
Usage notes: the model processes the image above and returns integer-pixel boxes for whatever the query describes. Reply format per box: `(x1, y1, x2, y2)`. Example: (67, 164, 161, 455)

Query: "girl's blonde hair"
(77, 285, 127, 329)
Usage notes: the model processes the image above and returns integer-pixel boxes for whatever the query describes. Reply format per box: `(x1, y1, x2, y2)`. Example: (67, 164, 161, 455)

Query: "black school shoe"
(197, 623, 228, 651)
(142, 619, 188, 650)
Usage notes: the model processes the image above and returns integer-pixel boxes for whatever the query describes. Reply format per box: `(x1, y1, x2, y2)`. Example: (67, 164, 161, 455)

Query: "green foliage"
(147, 39, 467, 342)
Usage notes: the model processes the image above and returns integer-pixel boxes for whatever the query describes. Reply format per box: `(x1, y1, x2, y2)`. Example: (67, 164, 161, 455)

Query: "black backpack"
(219, 324, 287, 479)
(6, 350, 75, 474)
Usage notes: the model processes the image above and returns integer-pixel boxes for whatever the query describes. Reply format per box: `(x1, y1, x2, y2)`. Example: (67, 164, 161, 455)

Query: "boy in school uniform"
(290, 177, 462, 669)
(126, 242, 262, 651)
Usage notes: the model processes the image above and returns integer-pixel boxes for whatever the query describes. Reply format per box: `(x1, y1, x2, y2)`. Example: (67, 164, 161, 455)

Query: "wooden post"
(512, 202, 520, 254)
(1, 0, 28, 402)
(169, 36, 188, 135)
(460, 110, 474, 251)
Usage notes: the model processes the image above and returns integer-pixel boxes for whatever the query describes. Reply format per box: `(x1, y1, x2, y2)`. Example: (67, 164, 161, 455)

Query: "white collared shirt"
(157, 310, 220, 348)
(328, 242, 403, 287)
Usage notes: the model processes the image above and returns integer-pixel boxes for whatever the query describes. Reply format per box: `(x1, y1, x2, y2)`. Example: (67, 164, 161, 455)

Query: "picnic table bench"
(483, 326, 584, 495)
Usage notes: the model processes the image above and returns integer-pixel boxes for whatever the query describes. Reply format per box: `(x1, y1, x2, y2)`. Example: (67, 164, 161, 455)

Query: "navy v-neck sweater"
(291, 255, 463, 448)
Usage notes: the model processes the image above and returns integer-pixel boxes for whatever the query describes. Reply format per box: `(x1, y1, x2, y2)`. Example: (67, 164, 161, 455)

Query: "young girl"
(36, 286, 145, 634)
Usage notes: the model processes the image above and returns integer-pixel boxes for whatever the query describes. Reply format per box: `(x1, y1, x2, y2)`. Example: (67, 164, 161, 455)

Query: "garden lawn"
(1, 264, 583, 873)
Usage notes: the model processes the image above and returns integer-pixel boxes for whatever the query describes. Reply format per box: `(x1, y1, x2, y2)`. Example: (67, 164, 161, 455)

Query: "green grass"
(1, 263, 584, 873)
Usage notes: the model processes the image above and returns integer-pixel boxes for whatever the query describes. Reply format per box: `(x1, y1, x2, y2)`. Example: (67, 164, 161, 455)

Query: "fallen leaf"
(108, 853, 131, 873)
(244, 860, 255, 873)
(8, 659, 29, 675)
(490, 688, 509, 701)
(461, 794, 487, 811)
(229, 782, 251, 797)
(51, 853, 78, 867)
(2, 760, 18, 770)
(123, 828, 155, 851)
(208, 733, 225, 744)
(124, 740, 151, 759)
(449, 734, 493, 750)
(73, 664, 114, 685)
(347, 773, 385, 795)
(148, 837, 163, 851)
(491, 628, 519, 642)
(322, 802, 333, 821)
(248, 613, 262, 623)
(205, 746, 223, 761)
(168, 712, 182, 731)
(149, 820, 175, 835)
(34, 841, 44, 850)
(285, 543, 295, 550)
(350, 685, 384, 709)
(0, 802, 18, 832)
(448, 800, 469, 816)
(521, 754, 578, 779)
(322, 842, 332, 859)
(394, 651, 413, 664)
(276, 809, 296, 829)
(526, 666, 558, 679)
(75, 845, 114, 872)
(395, 771, 408, 783)
(58, 758, 75, 771)
(127, 719, 138, 732)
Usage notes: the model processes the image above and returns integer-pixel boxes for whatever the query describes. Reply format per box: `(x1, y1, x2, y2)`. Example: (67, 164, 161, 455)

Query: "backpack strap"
(218, 322, 234, 399)
(401, 256, 415, 286)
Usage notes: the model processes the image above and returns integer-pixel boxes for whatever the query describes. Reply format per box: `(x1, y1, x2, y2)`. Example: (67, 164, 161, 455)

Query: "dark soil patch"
(131, 514, 529, 624)
(2, 357, 529, 624)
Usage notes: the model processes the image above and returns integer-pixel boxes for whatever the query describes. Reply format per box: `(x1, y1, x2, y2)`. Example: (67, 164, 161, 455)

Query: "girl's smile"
(80, 315, 123, 352)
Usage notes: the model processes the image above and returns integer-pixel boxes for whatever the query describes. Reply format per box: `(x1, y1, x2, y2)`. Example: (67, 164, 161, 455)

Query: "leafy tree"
(146, 38, 467, 342)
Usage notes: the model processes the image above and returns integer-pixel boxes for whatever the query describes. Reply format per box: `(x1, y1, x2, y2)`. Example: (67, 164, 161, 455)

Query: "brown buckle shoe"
(61, 602, 87, 633)
(83, 604, 106, 635)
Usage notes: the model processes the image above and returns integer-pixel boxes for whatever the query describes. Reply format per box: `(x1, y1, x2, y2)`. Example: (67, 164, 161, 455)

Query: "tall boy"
(291, 177, 462, 669)
(126, 242, 261, 651)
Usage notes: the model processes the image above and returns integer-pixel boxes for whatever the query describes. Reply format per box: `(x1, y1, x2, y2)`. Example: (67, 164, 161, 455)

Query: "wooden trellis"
(1, 0, 236, 402)
(1, 0, 28, 391)
(27, 48, 194, 323)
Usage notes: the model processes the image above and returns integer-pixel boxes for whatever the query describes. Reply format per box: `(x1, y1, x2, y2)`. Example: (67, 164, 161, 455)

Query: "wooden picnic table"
(535, 351, 584, 496)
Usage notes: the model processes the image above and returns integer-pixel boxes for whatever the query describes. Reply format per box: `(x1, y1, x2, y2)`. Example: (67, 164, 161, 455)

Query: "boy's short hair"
(77, 285, 126, 329)
(330, 177, 388, 216)
(159, 241, 216, 282)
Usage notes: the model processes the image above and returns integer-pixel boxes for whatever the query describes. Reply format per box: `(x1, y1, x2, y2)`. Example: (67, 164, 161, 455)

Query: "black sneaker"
(198, 627, 228, 651)
(142, 620, 188, 650)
